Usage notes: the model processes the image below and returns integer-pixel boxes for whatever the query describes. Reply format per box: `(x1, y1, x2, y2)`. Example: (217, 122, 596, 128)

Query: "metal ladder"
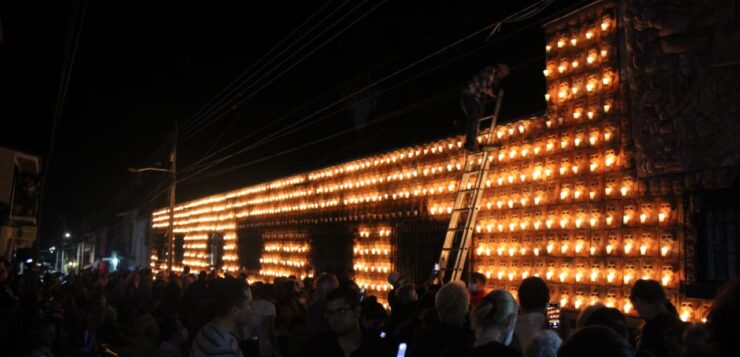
(436, 90, 504, 283)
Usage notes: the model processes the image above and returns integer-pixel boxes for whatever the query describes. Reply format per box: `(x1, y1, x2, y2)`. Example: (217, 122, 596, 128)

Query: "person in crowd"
(306, 272, 339, 338)
(583, 307, 628, 339)
(524, 330, 561, 357)
(468, 272, 488, 306)
(514, 277, 549, 351)
(386, 272, 404, 312)
(306, 287, 394, 356)
(0, 257, 18, 349)
(706, 278, 740, 357)
(191, 278, 253, 357)
(385, 282, 418, 334)
(360, 296, 388, 337)
(575, 303, 604, 329)
(246, 282, 280, 357)
(275, 278, 307, 356)
(629, 279, 681, 357)
(394, 290, 435, 344)
(557, 325, 634, 357)
(467, 289, 521, 357)
(156, 315, 186, 357)
(411, 281, 473, 357)
(303, 276, 316, 305)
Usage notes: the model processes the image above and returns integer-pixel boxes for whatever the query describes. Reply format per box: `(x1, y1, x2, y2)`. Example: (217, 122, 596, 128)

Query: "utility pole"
(167, 123, 177, 272)
(129, 123, 177, 272)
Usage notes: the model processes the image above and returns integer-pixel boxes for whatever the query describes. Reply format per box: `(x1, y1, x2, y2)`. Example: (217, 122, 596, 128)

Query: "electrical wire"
(176, 0, 344, 138)
(178, 86, 460, 185)
(178, 54, 543, 185)
(181, 0, 517, 171)
(179, 0, 376, 141)
(179, 1, 552, 176)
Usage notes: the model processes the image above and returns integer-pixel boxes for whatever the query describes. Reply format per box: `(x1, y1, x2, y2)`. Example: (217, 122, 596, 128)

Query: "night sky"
(0, 0, 589, 247)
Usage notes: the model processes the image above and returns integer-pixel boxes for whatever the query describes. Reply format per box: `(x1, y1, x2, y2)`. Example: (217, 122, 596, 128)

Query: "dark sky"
(0, 0, 588, 246)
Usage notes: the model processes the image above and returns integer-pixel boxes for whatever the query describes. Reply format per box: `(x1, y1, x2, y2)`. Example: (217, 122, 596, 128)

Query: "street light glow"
(64, 233, 71, 238)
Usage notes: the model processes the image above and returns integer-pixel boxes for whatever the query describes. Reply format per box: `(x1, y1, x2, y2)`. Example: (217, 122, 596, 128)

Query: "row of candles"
(474, 261, 677, 288)
(543, 46, 612, 79)
(545, 15, 613, 54)
(473, 231, 676, 257)
(546, 71, 616, 105)
(354, 227, 394, 307)
(153, 113, 618, 225)
(258, 232, 311, 282)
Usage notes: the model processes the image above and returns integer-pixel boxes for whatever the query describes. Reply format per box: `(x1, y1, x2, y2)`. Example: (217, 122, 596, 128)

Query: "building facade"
(152, 1, 740, 318)
(0, 146, 40, 258)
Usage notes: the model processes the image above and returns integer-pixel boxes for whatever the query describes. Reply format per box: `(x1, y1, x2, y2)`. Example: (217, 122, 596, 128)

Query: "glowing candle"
(586, 30, 593, 39)
(661, 245, 670, 257)
(547, 243, 554, 254)
(533, 247, 540, 256)
(546, 219, 553, 229)
(640, 213, 648, 224)
(606, 244, 614, 254)
(661, 272, 672, 286)
(589, 191, 596, 200)
(624, 273, 633, 284)
(590, 269, 599, 282)
(658, 213, 667, 222)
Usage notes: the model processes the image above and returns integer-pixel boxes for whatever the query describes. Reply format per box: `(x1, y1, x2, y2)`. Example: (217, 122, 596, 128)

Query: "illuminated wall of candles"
(466, 1, 707, 322)
(150, 1, 709, 321)
(259, 230, 312, 281)
(354, 226, 394, 307)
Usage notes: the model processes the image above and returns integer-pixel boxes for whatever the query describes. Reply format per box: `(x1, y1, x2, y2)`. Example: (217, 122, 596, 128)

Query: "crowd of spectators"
(0, 256, 738, 357)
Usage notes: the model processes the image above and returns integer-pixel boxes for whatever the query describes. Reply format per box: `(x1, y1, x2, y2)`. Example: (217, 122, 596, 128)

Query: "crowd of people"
(0, 256, 738, 357)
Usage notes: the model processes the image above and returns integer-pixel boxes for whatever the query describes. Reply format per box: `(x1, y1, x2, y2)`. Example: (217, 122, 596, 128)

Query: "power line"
(179, 0, 390, 142)
(178, 54, 543, 185)
(181, 1, 518, 171)
(179, 0, 368, 141)
(179, 1, 554, 176)
(176, 0, 344, 137)
(178, 87, 460, 184)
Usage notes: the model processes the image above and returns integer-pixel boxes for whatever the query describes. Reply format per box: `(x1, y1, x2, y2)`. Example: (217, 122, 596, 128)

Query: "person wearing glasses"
(305, 287, 394, 357)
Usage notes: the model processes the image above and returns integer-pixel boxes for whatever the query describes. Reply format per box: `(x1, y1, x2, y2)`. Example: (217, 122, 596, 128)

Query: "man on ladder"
(461, 64, 509, 152)
(435, 64, 509, 285)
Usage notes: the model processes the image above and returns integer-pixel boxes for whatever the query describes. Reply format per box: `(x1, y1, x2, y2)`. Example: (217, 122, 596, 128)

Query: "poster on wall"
(10, 166, 39, 223)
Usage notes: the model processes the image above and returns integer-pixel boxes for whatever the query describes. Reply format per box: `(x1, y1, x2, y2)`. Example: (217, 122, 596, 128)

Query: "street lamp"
(65, 232, 71, 238)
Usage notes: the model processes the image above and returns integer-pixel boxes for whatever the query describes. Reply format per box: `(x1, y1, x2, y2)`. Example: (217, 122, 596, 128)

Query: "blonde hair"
(435, 281, 470, 325)
(472, 289, 518, 330)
